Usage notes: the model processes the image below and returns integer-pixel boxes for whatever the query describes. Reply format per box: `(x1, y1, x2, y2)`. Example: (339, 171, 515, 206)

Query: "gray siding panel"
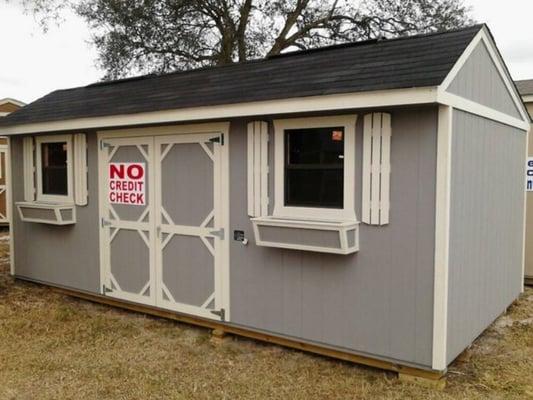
(447, 110, 526, 364)
(11, 134, 100, 293)
(229, 107, 438, 367)
(447, 41, 521, 119)
(10, 107, 438, 369)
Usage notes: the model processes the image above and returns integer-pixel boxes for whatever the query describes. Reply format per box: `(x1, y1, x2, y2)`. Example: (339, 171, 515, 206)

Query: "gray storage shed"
(0, 24, 529, 380)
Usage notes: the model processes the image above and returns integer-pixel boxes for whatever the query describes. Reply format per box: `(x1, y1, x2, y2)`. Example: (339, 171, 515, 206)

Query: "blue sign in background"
(527, 157, 533, 192)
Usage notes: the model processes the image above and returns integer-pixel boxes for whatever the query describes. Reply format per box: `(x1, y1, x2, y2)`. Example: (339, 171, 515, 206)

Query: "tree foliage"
(15, 0, 474, 79)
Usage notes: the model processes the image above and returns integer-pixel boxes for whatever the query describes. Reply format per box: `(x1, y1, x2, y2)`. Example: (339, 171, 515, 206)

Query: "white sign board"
(108, 162, 146, 205)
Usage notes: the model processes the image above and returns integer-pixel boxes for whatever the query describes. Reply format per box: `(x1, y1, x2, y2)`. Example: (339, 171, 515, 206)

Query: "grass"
(0, 231, 532, 399)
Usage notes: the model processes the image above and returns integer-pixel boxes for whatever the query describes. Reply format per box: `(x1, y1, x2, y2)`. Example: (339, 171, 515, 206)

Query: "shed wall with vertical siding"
(447, 41, 522, 119)
(446, 110, 526, 364)
(9, 106, 440, 369)
(229, 107, 438, 368)
(11, 133, 100, 293)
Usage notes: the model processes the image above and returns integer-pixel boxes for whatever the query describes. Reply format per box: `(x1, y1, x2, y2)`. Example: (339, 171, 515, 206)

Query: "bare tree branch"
(12, 0, 475, 79)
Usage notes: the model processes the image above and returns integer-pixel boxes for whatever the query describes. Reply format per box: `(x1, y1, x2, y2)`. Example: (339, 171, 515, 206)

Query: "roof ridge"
(81, 23, 484, 90)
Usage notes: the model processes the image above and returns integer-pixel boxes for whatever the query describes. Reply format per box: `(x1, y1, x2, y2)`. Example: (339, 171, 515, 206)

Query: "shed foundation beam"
(31, 282, 447, 381)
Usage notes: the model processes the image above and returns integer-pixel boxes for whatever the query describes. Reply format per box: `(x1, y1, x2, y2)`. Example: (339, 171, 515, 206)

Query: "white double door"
(99, 132, 228, 321)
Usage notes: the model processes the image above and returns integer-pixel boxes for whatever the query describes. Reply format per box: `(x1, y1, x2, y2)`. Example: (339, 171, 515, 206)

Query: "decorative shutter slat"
(380, 113, 392, 224)
(23, 136, 35, 202)
(253, 122, 261, 216)
(73, 133, 88, 206)
(370, 113, 382, 225)
(246, 123, 255, 216)
(362, 113, 392, 225)
(260, 125, 269, 217)
(247, 121, 269, 217)
(361, 115, 372, 223)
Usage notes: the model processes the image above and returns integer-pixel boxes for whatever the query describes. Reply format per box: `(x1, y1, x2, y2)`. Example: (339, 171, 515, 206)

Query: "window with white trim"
(23, 134, 88, 206)
(273, 115, 357, 221)
(36, 135, 73, 202)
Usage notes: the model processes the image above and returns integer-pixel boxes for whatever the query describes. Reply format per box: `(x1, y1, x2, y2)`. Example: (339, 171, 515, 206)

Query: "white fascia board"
(522, 95, 533, 103)
(438, 91, 530, 131)
(0, 98, 26, 107)
(0, 87, 439, 135)
(439, 27, 530, 125)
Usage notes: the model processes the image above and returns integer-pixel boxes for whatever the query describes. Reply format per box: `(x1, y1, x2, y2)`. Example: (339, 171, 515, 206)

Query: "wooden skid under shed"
(34, 282, 447, 382)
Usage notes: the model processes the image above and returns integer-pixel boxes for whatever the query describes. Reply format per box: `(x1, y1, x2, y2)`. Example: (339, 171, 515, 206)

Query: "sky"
(0, 0, 532, 104)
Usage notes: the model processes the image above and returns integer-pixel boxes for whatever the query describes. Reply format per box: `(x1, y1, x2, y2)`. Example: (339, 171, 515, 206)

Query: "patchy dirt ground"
(0, 231, 532, 400)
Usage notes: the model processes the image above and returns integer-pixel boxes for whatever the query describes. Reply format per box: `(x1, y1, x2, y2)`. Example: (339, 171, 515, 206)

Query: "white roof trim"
(0, 87, 439, 135)
(438, 92, 530, 130)
(439, 27, 530, 124)
(0, 98, 26, 107)
(522, 95, 533, 103)
(0, 112, 9, 117)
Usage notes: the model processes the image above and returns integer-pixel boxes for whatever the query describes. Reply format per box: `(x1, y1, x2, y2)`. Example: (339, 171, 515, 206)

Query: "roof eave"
(0, 86, 439, 135)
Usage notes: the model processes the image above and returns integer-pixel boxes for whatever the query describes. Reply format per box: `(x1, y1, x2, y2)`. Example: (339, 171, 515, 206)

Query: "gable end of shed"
(438, 26, 529, 126)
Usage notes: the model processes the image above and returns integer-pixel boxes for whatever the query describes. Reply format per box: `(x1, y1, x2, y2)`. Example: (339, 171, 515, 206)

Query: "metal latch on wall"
(101, 218, 112, 228)
(211, 308, 225, 321)
(102, 284, 113, 294)
(209, 228, 225, 240)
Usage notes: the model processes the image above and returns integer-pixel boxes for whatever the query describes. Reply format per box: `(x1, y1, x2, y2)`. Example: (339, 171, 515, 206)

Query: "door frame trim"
(97, 122, 231, 320)
(97, 135, 157, 306)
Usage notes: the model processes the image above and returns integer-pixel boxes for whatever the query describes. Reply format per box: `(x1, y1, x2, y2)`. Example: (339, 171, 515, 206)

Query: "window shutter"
(73, 133, 88, 206)
(362, 113, 391, 225)
(23, 136, 35, 202)
(247, 121, 269, 217)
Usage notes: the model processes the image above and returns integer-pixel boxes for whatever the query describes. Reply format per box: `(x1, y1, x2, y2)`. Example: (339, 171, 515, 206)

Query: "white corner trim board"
(439, 27, 530, 127)
(362, 113, 391, 225)
(273, 115, 358, 221)
(0, 87, 438, 135)
(247, 121, 269, 217)
(521, 125, 531, 292)
(432, 105, 453, 371)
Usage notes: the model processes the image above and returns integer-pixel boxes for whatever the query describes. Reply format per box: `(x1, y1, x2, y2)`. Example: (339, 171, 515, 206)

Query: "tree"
(16, 0, 474, 80)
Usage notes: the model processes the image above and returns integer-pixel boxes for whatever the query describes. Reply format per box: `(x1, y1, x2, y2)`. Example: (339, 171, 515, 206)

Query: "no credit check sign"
(108, 162, 146, 205)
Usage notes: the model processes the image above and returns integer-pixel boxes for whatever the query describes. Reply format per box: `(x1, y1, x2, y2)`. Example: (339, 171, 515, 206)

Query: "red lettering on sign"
(127, 164, 144, 180)
(108, 162, 146, 206)
(110, 164, 125, 179)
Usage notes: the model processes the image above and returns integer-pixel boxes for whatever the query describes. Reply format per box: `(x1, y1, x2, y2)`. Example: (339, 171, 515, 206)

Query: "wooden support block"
(398, 373, 447, 390)
(211, 328, 227, 339)
(210, 328, 228, 344)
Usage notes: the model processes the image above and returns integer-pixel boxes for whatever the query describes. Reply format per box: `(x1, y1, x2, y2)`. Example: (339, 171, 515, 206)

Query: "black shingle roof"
(0, 24, 483, 127)
(516, 79, 533, 96)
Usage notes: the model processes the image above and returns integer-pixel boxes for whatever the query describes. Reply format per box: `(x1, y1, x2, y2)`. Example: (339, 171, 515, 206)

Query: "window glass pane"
(285, 127, 344, 209)
(41, 142, 68, 196)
